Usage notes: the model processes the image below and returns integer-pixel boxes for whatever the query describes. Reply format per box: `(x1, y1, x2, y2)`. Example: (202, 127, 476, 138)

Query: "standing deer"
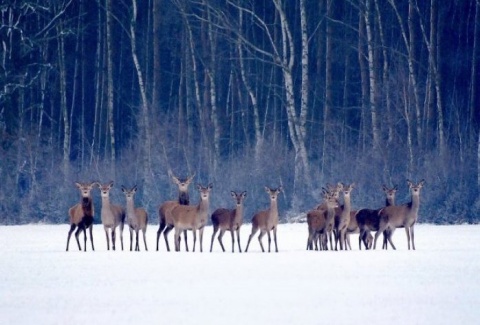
(245, 186, 283, 253)
(156, 173, 195, 251)
(356, 185, 398, 250)
(172, 183, 213, 252)
(334, 183, 355, 250)
(306, 189, 338, 250)
(97, 181, 125, 251)
(374, 179, 425, 250)
(122, 185, 148, 251)
(210, 191, 247, 253)
(66, 182, 96, 252)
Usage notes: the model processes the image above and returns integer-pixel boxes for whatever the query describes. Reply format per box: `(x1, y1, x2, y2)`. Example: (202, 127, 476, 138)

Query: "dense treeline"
(1, 0, 479, 225)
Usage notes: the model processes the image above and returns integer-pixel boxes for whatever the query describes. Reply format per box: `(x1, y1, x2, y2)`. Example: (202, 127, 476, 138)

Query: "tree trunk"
(131, 0, 152, 190)
(364, 0, 380, 150)
(152, 0, 162, 108)
(106, 0, 116, 173)
(56, 17, 70, 175)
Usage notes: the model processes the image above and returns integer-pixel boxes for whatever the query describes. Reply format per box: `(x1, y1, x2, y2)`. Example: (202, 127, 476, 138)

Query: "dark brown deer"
(122, 185, 148, 251)
(210, 191, 247, 253)
(66, 182, 96, 252)
(245, 186, 283, 253)
(356, 185, 398, 250)
(156, 172, 195, 251)
(374, 179, 425, 250)
(306, 189, 338, 250)
(97, 181, 126, 251)
(171, 184, 213, 252)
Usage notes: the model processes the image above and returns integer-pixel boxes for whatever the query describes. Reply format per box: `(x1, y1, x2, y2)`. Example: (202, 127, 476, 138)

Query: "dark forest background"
(1, 0, 480, 225)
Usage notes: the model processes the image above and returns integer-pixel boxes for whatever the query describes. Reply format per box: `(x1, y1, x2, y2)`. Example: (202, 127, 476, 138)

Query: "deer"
(96, 181, 126, 251)
(306, 188, 338, 250)
(315, 183, 342, 210)
(245, 186, 283, 253)
(333, 183, 355, 251)
(171, 183, 213, 252)
(374, 179, 425, 250)
(156, 172, 195, 252)
(122, 185, 148, 251)
(210, 191, 247, 253)
(356, 185, 398, 250)
(66, 182, 96, 252)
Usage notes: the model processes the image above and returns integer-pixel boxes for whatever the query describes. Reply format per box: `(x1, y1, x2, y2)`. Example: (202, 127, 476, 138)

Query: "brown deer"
(156, 172, 195, 251)
(306, 189, 338, 250)
(171, 183, 213, 252)
(66, 182, 96, 252)
(245, 186, 283, 253)
(333, 183, 355, 250)
(97, 181, 126, 251)
(315, 183, 342, 210)
(122, 185, 148, 251)
(356, 185, 397, 250)
(210, 191, 247, 253)
(374, 179, 425, 250)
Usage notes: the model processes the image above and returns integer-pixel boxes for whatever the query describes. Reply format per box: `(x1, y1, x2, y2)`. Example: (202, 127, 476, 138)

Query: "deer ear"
(242, 191, 247, 197)
(277, 186, 283, 192)
(208, 183, 213, 189)
(231, 191, 236, 197)
(75, 182, 82, 188)
(121, 186, 126, 193)
(264, 186, 270, 192)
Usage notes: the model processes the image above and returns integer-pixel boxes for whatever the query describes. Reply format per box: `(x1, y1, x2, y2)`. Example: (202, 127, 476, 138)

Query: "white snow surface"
(0, 223, 479, 325)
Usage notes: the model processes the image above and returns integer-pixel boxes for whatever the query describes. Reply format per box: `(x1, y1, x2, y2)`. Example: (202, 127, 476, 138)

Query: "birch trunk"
(364, 0, 380, 149)
(131, 0, 152, 186)
(106, 0, 116, 171)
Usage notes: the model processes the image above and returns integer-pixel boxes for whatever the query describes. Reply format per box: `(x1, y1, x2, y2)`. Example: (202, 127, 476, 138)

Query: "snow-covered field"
(0, 223, 479, 325)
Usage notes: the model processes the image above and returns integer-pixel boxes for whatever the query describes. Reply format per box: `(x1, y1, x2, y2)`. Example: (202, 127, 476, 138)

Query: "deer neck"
(178, 191, 189, 205)
(82, 196, 93, 216)
(126, 198, 136, 217)
(101, 196, 111, 210)
(269, 199, 279, 223)
(197, 197, 210, 219)
(235, 204, 244, 222)
(386, 197, 395, 206)
(409, 193, 421, 214)
(342, 195, 351, 215)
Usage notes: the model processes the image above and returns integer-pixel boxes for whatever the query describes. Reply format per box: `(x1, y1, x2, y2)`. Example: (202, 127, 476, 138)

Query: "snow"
(0, 223, 479, 325)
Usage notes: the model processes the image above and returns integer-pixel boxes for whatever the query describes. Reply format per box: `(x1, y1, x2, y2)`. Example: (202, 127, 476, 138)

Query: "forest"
(1, 0, 479, 225)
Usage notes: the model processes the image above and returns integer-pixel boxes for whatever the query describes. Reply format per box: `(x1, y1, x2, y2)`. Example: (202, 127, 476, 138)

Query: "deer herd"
(66, 173, 425, 253)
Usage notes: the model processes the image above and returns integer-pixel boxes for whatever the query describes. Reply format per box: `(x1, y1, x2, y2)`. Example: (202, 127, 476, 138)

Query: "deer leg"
(236, 229, 242, 253)
(183, 230, 189, 252)
(156, 221, 165, 251)
(245, 226, 258, 252)
(373, 224, 386, 250)
(258, 230, 266, 253)
(411, 226, 415, 250)
(198, 227, 204, 253)
(104, 227, 110, 251)
(163, 226, 173, 252)
(267, 231, 272, 252)
(307, 230, 314, 250)
(192, 229, 197, 252)
(89, 226, 94, 251)
(218, 229, 226, 252)
(143, 229, 148, 251)
(112, 228, 117, 251)
(210, 225, 219, 252)
(129, 228, 134, 251)
(119, 223, 124, 251)
(173, 228, 181, 252)
(272, 227, 278, 253)
(386, 228, 396, 250)
(327, 230, 333, 251)
(230, 229, 235, 253)
(345, 233, 351, 250)
(66, 224, 76, 251)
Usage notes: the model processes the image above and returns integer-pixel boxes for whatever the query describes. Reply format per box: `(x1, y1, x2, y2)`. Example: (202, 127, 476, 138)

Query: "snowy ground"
(0, 223, 479, 325)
